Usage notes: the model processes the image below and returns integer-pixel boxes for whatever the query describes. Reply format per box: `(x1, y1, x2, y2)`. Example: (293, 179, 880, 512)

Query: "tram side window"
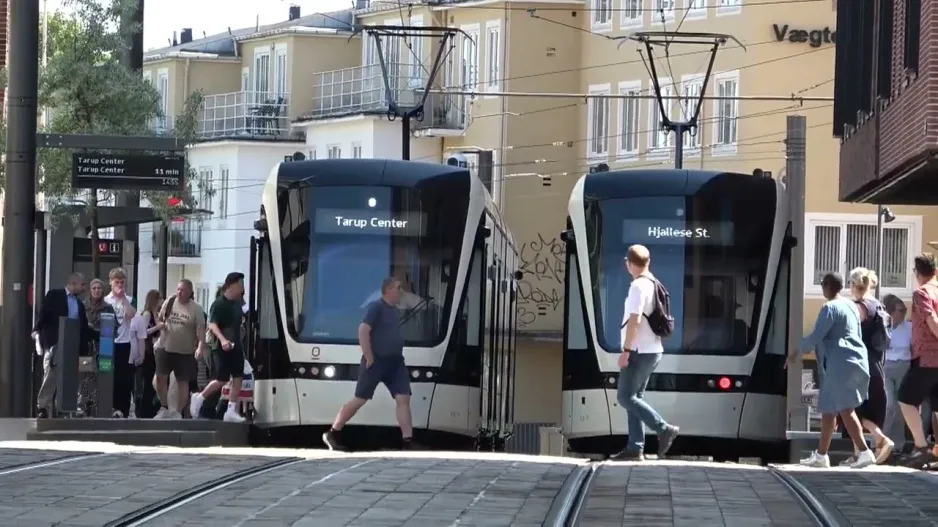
(463, 246, 483, 346)
(763, 249, 790, 356)
(258, 243, 280, 339)
(565, 252, 588, 350)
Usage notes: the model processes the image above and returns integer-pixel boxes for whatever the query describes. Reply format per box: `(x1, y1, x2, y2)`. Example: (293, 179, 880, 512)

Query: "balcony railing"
(309, 63, 466, 130)
(151, 219, 202, 259)
(198, 91, 291, 140)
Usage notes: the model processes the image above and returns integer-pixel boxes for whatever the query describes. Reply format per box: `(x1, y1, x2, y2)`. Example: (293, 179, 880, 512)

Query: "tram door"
(479, 218, 516, 448)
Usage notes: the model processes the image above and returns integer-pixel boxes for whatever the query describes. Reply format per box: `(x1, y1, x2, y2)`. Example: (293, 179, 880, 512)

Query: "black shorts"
(354, 357, 411, 400)
(210, 348, 244, 382)
(896, 362, 938, 407)
(155, 350, 197, 382)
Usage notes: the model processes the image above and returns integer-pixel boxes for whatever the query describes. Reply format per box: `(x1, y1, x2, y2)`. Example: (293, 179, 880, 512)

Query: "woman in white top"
(882, 294, 913, 447)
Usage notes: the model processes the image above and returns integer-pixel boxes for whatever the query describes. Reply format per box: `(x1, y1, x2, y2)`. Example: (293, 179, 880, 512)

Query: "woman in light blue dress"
(787, 272, 876, 468)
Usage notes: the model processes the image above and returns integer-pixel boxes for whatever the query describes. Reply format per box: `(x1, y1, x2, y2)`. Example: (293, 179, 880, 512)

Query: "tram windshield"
(585, 175, 777, 355)
(278, 183, 467, 346)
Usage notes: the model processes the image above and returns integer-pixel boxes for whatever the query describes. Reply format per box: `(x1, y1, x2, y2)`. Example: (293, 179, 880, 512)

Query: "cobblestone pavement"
(577, 461, 815, 527)
(781, 465, 938, 526)
(1, 443, 937, 527)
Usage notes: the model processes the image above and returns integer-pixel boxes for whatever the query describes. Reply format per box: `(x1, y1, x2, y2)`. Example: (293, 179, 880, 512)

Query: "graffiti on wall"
(517, 233, 565, 328)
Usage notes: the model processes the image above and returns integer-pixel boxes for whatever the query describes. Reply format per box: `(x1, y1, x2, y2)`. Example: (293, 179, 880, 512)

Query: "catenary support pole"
(673, 123, 686, 170)
(115, 0, 144, 290)
(32, 225, 48, 413)
(785, 115, 808, 433)
(158, 222, 169, 297)
(1, 0, 41, 418)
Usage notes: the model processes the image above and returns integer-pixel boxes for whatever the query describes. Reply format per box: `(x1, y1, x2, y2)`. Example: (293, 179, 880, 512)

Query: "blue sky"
(44, 0, 351, 50)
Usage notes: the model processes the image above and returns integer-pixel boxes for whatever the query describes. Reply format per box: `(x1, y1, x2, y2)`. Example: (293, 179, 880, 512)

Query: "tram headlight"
(311, 367, 320, 376)
(718, 377, 732, 390)
(323, 366, 336, 378)
(411, 369, 420, 379)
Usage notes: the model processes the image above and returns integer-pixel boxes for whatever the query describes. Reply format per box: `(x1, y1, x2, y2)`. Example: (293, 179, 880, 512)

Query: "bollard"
(96, 313, 116, 417)
(54, 317, 81, 414)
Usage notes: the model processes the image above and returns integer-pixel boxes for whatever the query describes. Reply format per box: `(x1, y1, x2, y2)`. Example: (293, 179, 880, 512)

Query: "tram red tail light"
(718, 377, 732, 390)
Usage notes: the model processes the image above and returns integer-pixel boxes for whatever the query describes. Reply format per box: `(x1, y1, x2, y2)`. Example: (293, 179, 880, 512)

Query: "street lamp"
(875, 205, 896, 299)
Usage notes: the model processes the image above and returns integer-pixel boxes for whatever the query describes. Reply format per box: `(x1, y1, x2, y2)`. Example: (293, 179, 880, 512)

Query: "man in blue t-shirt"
(323, 277, 414, 451)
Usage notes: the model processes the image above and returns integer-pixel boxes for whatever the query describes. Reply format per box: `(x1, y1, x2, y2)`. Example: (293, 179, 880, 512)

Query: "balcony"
(198, 91, 299, 141)
(308, 63, 466, 132)
(151, 219, 202, 259)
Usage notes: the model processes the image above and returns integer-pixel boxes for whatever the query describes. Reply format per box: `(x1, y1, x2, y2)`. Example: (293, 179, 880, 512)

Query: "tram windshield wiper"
(400, 295, 434, 326)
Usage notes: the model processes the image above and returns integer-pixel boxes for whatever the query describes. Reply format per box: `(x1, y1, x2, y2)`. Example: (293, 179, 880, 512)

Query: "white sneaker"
(223, 408, 246, 423)
(166, 411, 183, 420)
(154, 407, 170, 419)
(848, 449, 876, 469)
(800, 450, 831, 468)
(189, 393, 204, 419)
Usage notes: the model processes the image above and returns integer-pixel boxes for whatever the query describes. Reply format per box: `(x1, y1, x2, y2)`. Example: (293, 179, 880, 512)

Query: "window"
(587, 84, 611, 159)
(409, 16, 424, 83)
(352, 142, 362, 159)
(217, 166, 230, 219)
(681, 76, 704, 153)
(621, 0, 642, 28)
(713, 71, 739, 153)
(460, 26, 479, 90)
(157, 69, 169, 128)
(274, 46, 287, 97)
(654, 0, 676, 21)
(904, 0, 921, 73)
(805, 213, 922, 298)
(617, 81, 641, 159)
(253, 50, 271, 97)
(685, 0, 707, 20)
(591, 0, 612, 31)
(717, 0, 742, 15)
(309, 147, 317, 160)
(196, 167, 214, 213)
(240, 67, 250, 93)
(485, 21, 501, 92)
(328, 145, 341, 159)
(648, 79, 673, 154)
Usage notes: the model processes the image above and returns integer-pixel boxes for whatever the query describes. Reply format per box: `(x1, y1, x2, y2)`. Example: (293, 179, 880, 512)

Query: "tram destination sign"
(71, 153, 185, 191)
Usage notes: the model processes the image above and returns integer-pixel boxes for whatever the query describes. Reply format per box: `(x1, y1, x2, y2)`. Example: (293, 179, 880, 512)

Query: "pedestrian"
(153, 280, 206, 419)
(322, 276, 416, 451)
(189, 272, 247, 423)
(77, 278, 114, 417)
(882, 294, 912, 449)
(104, 268, 136, 418)
(32, 272, 93, 418)
(130, 289, 163, 419)
(896, 253, 938, 467)
(845, 267, 894, 464)
(611, 244, 679, 461)
(789, 272, 875, 468)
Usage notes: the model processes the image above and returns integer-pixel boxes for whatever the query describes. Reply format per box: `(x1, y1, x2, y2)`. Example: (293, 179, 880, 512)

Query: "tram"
(561, 168, 792, 461)
(247, 158, 521, 450)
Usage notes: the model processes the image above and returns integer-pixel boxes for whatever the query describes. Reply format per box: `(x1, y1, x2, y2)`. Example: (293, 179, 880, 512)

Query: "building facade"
(835, 0, 938, 204)
(137, 0, 938, 427)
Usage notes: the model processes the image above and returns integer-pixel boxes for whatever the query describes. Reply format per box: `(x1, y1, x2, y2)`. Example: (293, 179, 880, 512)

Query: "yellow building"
(140, 1, 938, 429)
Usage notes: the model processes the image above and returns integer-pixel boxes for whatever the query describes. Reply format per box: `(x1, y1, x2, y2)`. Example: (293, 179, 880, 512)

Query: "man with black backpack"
(613, 244, 680, 461)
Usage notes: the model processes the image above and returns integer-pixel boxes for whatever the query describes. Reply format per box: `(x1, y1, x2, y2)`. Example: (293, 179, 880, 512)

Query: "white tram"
(561, 169, 793, 461)
(247, 158, 521, 450)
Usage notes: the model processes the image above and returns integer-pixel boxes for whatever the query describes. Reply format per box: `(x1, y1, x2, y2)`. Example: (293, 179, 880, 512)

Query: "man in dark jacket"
(32, 272, 92, 417)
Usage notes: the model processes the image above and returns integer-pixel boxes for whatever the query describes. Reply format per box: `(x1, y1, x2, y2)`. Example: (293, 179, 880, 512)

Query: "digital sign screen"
(622, 220, 735, 246)
(314, 208, 426, 237)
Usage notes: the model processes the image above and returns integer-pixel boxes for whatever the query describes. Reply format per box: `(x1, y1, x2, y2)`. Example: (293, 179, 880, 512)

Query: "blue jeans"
(617, 352, 668, 452)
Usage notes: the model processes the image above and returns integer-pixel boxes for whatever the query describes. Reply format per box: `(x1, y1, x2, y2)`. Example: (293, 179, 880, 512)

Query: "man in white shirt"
(104, 267, 135, 418)
(614, 244, 680, 461)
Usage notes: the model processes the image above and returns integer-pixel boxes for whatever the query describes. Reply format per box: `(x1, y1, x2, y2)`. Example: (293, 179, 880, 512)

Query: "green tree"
(10, 0, 206, 278)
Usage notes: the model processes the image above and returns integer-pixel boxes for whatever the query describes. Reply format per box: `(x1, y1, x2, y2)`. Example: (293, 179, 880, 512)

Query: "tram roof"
(276, 159, 469, 187)
(583, 168, 763, 197)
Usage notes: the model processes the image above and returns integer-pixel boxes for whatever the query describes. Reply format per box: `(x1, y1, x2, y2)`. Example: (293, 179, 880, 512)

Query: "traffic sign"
(72, 238, 124, 263)
(71, 153, 185, 191)
(98, 358, 113, 373)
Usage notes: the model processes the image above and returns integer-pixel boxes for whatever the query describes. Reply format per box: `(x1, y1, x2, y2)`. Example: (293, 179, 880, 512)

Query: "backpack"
(642, 276, 675, 338)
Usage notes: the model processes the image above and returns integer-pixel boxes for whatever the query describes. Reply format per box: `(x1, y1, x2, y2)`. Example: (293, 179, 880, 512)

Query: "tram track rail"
(0, 451, 113, 477)
(544, 460, 601, 527)
(104, 456, 306, 527)
(768, 466, 842, 527)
